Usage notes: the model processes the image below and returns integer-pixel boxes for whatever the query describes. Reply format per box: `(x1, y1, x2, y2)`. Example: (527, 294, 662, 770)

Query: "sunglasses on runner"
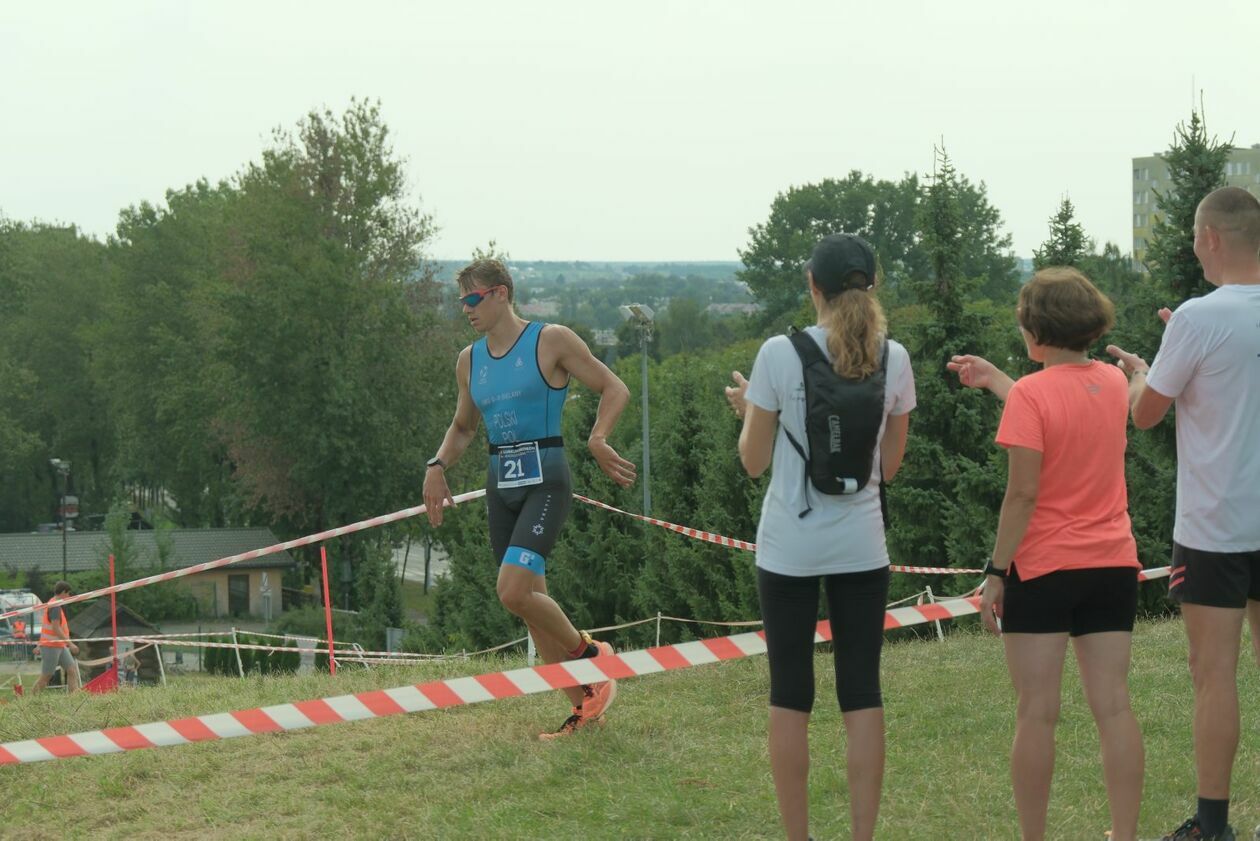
(458, 286, 505, 308)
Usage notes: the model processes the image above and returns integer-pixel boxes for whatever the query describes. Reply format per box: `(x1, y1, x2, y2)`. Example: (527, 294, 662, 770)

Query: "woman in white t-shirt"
(725, 233, 915, 841)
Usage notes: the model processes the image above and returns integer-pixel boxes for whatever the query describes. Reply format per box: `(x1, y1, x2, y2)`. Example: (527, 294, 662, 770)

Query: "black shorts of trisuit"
(484, 446, 572, 565)
(1001, 565, 1138, 636)
(756, 565, 889, 714)
(1169, 542, 1260, 609)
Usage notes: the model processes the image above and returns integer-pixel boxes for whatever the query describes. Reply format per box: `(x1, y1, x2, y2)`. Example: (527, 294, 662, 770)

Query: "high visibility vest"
(13, 619, 26, 640)
(40, 600, 70, 648)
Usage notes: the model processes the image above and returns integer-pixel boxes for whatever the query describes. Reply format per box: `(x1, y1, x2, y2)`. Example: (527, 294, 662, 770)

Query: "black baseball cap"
(805, 233, 876, 294)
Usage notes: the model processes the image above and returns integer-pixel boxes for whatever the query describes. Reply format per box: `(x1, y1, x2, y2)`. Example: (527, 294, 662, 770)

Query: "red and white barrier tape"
(0, 490, 489, 623)
(0, 566, 1174, 765)
(0, 593, 984, 766)
(571, 494, 984, 575)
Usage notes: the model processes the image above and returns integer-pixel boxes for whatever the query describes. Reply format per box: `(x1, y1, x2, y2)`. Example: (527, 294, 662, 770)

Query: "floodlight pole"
(639, 323, 652, 516)
(51, 459, 71, 579)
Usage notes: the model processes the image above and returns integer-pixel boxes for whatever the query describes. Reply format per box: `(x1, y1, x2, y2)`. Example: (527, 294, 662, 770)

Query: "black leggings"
(756, 565, 890, 713)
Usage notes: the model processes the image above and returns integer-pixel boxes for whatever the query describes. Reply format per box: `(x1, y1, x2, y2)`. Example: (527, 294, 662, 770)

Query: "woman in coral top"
(948, 267, 1144, 841)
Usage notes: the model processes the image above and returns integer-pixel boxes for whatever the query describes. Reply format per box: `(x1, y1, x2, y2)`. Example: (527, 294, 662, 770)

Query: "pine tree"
(1145, 109, 1233, 301)
(1033, 198, 1088, 269)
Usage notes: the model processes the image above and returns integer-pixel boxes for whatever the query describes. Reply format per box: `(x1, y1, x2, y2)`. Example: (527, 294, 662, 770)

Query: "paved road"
(393, 539, 449, 585)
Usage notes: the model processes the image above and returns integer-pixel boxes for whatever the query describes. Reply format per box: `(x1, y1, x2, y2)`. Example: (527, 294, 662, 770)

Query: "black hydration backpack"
(781, 328, 889, 523)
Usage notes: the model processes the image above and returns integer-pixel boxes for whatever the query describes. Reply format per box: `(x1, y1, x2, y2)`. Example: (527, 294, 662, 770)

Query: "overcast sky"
(3, 1, 1258, 262)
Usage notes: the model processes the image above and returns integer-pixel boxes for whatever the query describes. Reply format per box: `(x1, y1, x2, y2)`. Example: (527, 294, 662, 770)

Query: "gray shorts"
(40, 646, 76, 677)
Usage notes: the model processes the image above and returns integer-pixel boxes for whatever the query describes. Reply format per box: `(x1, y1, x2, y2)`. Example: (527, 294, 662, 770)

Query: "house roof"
(67, 599, 161, 637)
(0, 528, 298, 576)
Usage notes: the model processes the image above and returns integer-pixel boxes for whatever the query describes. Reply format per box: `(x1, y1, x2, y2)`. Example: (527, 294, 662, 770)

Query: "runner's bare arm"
(551, 326, 636, 487)
(880, 411, 910, 481)
(423, 347, 481, 526)
(738, 404, 777, 478)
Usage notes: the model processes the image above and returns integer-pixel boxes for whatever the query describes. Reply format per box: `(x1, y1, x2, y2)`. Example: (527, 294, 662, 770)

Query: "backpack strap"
(877, 339, 890, 531)
(784, 328, 826, 518)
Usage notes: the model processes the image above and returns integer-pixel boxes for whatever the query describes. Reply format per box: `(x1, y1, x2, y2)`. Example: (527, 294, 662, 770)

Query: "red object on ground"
(83, 664, 118, 694)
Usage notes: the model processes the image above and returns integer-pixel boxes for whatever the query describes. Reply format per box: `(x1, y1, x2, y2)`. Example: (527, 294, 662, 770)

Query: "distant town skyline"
(3, 2, 1259, 262)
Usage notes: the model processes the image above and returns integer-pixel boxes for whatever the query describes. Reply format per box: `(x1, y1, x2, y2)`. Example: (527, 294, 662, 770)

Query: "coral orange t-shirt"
(995, 361, 1139, 580)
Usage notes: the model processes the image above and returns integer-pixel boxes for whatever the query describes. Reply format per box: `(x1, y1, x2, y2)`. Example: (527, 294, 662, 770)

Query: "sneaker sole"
(537, 715, 604, 741)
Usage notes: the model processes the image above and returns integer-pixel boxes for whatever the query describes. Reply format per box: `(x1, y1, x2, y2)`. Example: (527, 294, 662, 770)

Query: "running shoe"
(537, 708, 603, 741)
(578, 636, 618, 719)
(1153, 817, 1236, 840)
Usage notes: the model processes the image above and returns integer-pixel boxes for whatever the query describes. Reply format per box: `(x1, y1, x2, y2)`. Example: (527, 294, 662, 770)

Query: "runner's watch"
(984, 560, 1008, 578)
(426, 456, 445, 470)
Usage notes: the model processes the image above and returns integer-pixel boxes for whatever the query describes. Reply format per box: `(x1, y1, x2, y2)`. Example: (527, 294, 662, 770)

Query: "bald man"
(1108, 186, 1260, 841)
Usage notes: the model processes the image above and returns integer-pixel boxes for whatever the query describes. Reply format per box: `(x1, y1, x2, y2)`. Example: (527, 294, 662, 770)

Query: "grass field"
(401, 578, 435, 623)
(0, 617, 1257, 840)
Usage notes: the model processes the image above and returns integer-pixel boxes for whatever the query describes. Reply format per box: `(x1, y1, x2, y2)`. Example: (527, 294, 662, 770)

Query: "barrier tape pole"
(321, 546, 336, 677)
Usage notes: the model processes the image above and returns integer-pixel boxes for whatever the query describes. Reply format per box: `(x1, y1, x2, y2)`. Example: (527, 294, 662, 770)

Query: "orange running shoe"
(537, 708, 604, 741)
(578, 636, 618, 719)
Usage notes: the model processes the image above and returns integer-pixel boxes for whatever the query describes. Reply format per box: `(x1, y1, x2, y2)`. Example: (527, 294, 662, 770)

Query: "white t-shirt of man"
(745, 326, 916, 576)
(1146, 283, 1260, 552)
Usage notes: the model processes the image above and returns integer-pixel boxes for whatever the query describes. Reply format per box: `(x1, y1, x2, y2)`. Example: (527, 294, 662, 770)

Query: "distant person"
(948, 267, 1144, 841)
(422, 258, 636, 739)
(725, 234, 914, 841)
(123, 651, 140, 686)
(32, 581, 81, 694)
(13, 618, 29, 660)
(1107, 185, 1260, 841)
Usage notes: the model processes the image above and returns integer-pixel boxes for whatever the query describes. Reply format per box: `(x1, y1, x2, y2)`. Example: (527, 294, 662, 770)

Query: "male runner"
(423, 258, 636, 739)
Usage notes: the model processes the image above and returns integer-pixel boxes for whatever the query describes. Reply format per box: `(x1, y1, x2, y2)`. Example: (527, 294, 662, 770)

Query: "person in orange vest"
(12, 618, 28, 661)
(32, 581, 80, 694)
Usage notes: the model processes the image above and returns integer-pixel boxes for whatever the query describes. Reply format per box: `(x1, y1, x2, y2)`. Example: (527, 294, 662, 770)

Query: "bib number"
(496, 441, 544, 488)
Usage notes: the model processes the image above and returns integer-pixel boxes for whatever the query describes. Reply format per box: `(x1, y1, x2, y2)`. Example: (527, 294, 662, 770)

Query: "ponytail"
(819, 289, 887, 379)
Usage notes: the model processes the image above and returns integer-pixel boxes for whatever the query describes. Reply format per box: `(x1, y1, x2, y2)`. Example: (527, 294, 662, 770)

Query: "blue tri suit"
(469, 322, 572, 575)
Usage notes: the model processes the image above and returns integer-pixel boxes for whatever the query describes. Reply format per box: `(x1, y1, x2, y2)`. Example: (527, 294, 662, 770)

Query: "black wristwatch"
(426, 456, 445, 470)
(984, 561, 1008, 578)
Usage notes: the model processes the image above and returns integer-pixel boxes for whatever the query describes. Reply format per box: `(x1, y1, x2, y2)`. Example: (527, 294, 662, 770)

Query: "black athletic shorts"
(1169, 542, 1260, 609)
(1001, 565, 1138, 636)
(756, 565, 890, 713)
(484, 445, 572, 567)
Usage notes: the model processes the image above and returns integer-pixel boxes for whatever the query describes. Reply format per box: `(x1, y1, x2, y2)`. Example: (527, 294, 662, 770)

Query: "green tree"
(1033, 198, 1088, 269)
(738, 170, 1017, 325)
(1145, 109, 1232, 300)
(0, 221, 114, 530)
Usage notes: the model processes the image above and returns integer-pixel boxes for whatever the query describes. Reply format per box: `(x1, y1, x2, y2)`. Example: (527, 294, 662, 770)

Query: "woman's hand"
(948, 354, 1015, 402)
(947, 354, 998, 390)
(980, 576, 1004, 636)
(724, 371, 749, 419)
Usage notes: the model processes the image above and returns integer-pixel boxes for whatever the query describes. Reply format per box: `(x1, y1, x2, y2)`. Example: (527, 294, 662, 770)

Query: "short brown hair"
(1198, 186, 1260, 251)
(53, 580, 72, 595)
(455, 259, 515, 302)
(1017, 267, 1115, 352)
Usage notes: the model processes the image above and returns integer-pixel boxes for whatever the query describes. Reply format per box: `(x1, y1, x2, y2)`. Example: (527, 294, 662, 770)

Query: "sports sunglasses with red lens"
(458, 286, 504, 308)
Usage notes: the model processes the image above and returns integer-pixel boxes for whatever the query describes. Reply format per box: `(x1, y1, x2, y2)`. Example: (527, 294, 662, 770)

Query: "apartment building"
(1132, 143, 1260, 265)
